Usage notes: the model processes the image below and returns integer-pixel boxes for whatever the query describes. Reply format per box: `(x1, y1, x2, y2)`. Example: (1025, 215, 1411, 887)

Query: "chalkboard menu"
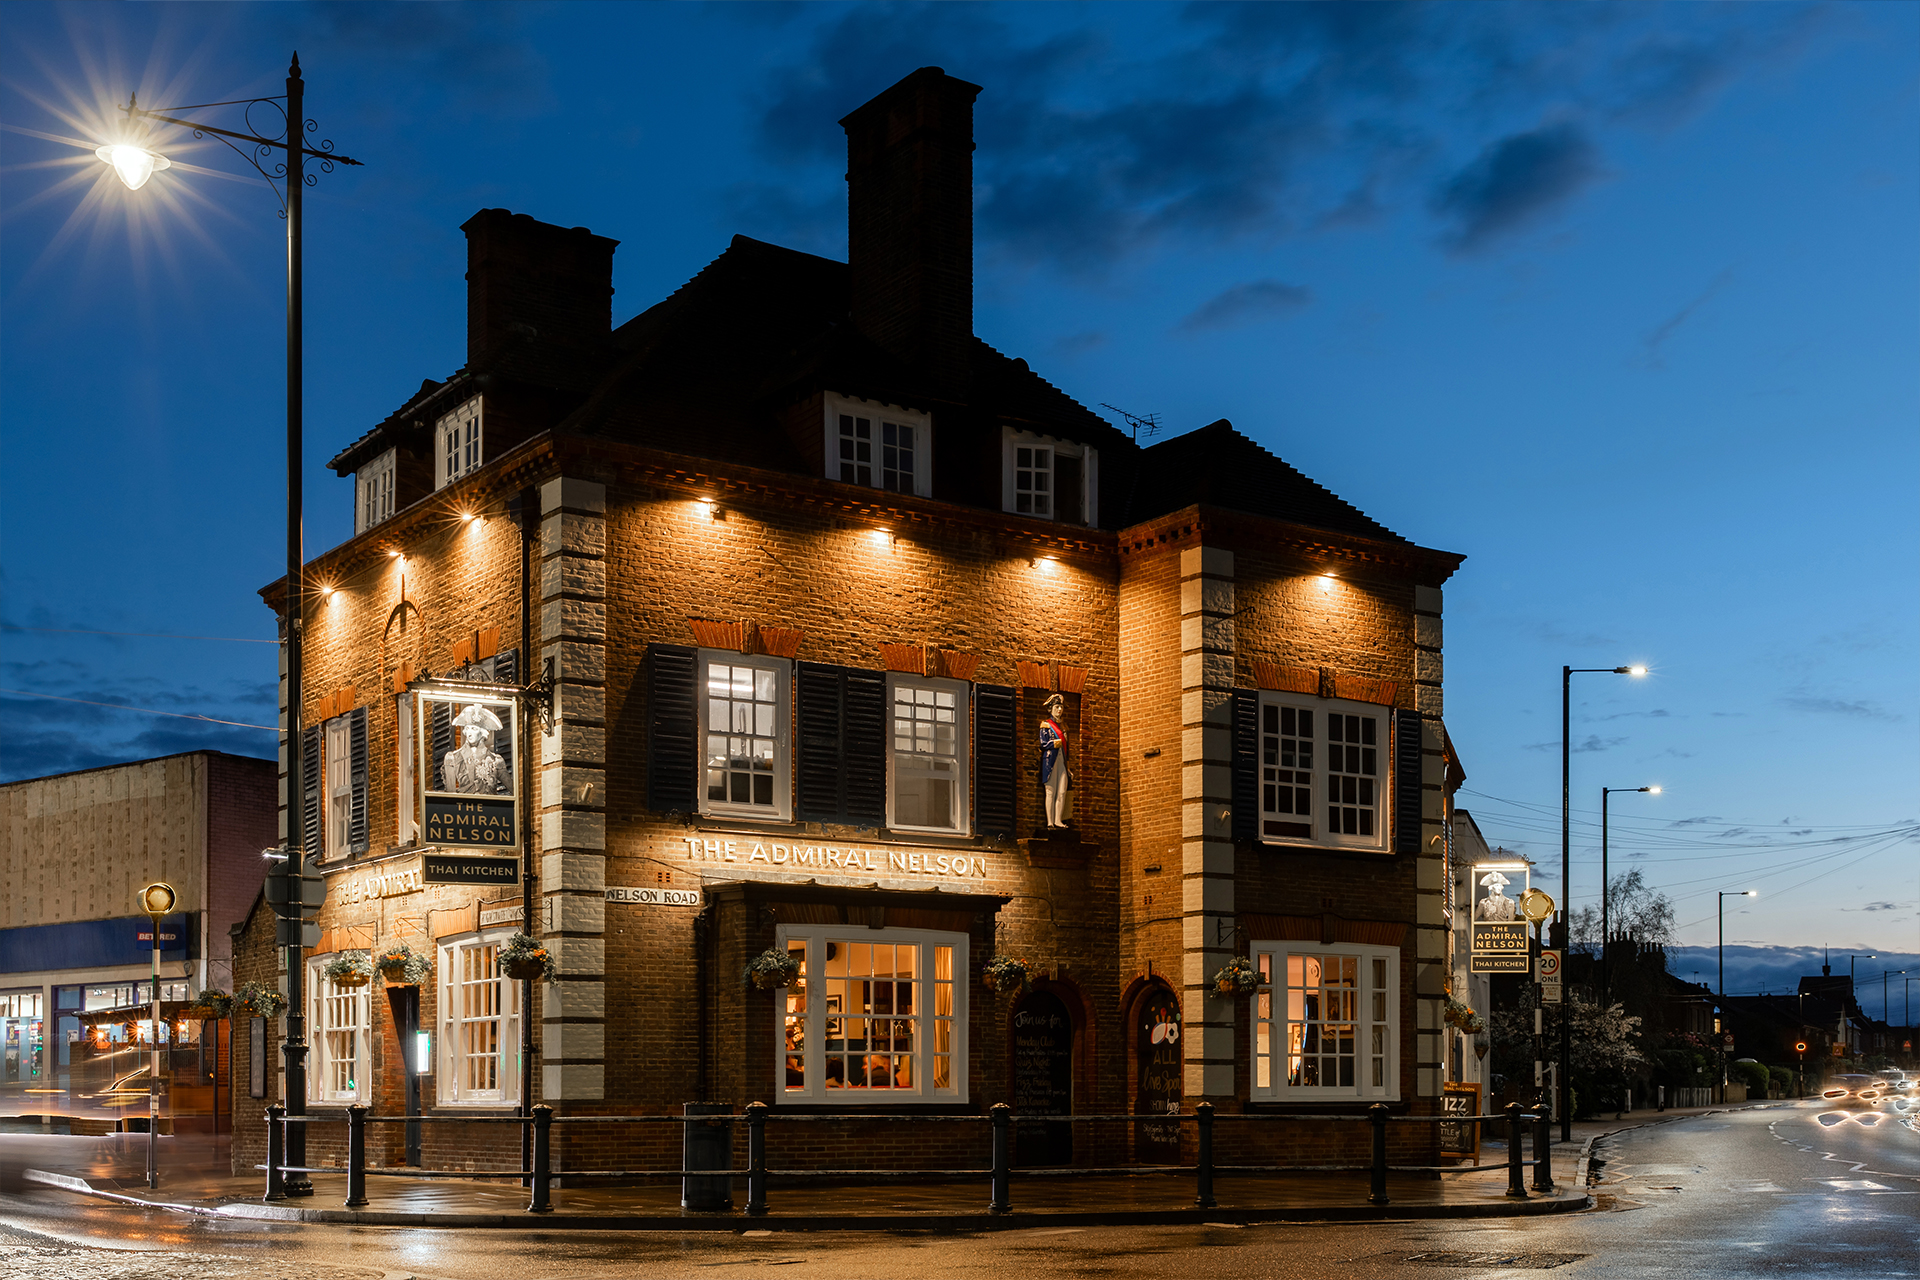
(1439, 1082, 1480, 1162)
(1133, 989, 1182, 1164)
(1011, 990, 1074, 1165)
(248, 1017, 266, 1099)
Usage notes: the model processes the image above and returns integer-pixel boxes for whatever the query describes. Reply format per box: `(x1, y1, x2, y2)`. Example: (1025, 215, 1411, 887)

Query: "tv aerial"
(1100, 403, 1162, 442)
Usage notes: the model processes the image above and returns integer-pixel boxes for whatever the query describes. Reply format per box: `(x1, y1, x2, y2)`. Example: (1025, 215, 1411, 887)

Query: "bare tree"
(1570, 867, 1675, 956)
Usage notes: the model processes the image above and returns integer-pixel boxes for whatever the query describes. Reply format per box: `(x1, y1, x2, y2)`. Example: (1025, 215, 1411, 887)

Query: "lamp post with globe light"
(92, 56, 358, 1197)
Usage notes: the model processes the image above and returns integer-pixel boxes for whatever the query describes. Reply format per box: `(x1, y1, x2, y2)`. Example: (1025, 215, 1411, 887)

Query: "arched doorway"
(1132, 985, 1182, 1164)
(1011, 988, 1074, 1165)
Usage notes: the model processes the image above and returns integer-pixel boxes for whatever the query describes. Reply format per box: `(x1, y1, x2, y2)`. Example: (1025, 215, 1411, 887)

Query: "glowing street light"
(94, 142, 171, 190)
(83, 59, 360, 1202)
(1598, 784, 1661, 1004)
(1558, 661, 1648, 1139)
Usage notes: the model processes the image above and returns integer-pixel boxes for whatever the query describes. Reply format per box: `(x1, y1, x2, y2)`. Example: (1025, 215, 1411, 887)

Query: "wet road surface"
(1, 1100, 1913, 1279)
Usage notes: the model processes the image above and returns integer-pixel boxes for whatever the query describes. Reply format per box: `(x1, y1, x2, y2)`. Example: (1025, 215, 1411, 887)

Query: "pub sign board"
(422, 854, 521, 886)
(1470, 861, 1532, 974)
(415, 690, 520, 853)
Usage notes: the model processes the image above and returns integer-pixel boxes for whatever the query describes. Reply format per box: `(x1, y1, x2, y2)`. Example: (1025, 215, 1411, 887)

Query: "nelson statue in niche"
(441, 704, 511, 795)
(1040, 693, 1073, 830)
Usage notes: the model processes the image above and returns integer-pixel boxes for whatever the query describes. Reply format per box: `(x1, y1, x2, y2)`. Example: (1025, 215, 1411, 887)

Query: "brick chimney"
(461, 209, 618, 380)
(840, 68, 983, 397)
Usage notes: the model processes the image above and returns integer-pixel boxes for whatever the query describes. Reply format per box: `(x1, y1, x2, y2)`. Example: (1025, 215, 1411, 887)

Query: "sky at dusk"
(2, 2, 1915, 982)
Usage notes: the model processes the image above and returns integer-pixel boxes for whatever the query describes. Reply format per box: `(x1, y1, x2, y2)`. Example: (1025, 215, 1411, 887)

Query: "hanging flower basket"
(1444, 996, 1485, 1034)
(1212, 956, 1263, 995)
(187, 989, 232, 1019)
(499, 932, 556, 983)
(744, 948, 801, 991)
(324, 951, 374, 988)
(236, 982, 288, 1019)
(981, 955, 1035, 996)
(374, 941, 431, 986)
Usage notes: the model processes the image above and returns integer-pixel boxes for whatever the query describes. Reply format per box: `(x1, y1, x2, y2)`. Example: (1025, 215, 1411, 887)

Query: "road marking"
(1821, 1180, 1891, 1191)
(1725, 1182, 1787, 1193)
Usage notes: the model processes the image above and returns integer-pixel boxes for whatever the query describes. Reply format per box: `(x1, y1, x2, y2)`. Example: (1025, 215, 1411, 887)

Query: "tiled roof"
(1126, 419, 1410, 543)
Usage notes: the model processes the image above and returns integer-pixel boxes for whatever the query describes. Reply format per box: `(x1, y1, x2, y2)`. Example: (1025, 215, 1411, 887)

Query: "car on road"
(1873, 1068, 1913, 1095)
(1820, 1074, 1886, 1108)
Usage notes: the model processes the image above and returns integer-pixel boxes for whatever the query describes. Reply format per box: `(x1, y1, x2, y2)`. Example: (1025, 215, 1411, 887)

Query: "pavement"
(10, 1102, 1776, 1232)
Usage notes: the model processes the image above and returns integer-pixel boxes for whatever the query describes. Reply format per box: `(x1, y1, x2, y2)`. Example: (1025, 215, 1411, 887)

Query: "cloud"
(1641, 268, 1734, 368)
(1781, 695, 1898, 721)
(1178, 279, 1313, 332)
(1668, 945, 1920, 998)
(1842, 901, 1905, 913)
(1571, 734, 1625, 754)
(736, 3, 1812, 273)
(286, 2, 553, 114)
(1666, 816, 1725, 827)
(1595, 708, 1672, 721)
(1050, 330, 1107, 359)
(1430, 121, 1604, 254)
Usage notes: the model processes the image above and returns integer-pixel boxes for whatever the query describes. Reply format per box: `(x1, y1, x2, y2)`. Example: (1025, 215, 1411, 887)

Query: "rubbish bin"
(682, 1103, 734, 1211)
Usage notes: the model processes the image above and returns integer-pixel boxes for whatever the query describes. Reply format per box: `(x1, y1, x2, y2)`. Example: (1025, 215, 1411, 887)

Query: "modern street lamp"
(1598, 784, 1660, 1004)
(137, 881, 176, 1189)
(1717, 889, 1755, 1102)
(1883, 970, 1906, 1026)
(1559, 663, 1646, 1139)
(93, 55, 359, 1198)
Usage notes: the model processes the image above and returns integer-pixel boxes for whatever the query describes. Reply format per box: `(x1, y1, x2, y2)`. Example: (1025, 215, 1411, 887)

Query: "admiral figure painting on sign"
(415, 691, 520, 851)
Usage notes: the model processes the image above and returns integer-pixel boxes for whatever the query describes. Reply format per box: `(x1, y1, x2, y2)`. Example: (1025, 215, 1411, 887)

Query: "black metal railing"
(258, 1099, 1555, 1214)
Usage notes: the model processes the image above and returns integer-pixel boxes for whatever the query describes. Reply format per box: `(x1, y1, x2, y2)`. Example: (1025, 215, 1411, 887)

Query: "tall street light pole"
(1884, 969, 1905, 1027)
(1598, 784, 1660, 1005)
(1560, 663, 1646, 1140)
(94, 56, 359, 1198)
(1718, 889, 1755, 1102)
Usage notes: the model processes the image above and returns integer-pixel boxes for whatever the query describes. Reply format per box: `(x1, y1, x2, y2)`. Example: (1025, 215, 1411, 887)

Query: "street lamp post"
(1598, 784, 1660, 1005)
(137, 881, 177, 1189)
(1560, 663, 1646, 1140)
(94, 56, 358, 1198)
(1883, 969, 1905, 1031)
(1717, 889, 1756, 1102)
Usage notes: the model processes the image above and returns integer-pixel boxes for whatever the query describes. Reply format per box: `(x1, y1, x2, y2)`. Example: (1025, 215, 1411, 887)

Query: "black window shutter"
(347, 706, 370, 855)
(647, 644, 698, 815)
(795, 662, 846, 824)
(1231, 689, 1258, 844)
(1395, 708, 1424, 855)
(429, 702, 453, 791)
(973, 684, 1017, 839)
(843, 669, 887, 828)
(300, 724, 322, 857)
(490, 648, 517, 685)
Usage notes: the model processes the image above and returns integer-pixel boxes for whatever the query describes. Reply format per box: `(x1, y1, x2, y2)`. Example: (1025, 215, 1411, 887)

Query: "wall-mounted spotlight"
(1317, 574, 1335, 593)
(868, 528, 892, 551)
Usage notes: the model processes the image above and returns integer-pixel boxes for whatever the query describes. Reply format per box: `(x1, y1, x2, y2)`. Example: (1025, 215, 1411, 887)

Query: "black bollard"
(1195, 1102, 1217, 1209)
(527, 1105, 552, 1213)
(1368, 1103, 1390, 1206)
(989, 1103, 1012, 1214)
(1503, 1103, 1527, 1199)
(345, 1104, 368, 1207)
(264, 1104, 286, 1202)
(746, 1101, 768, 1217)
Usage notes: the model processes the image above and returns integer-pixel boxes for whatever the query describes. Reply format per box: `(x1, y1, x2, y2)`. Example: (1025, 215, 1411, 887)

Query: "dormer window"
(435, 397, 482, 490)
(355, 448, 396, 534)
(1003, 428, 1097, 526)
(825, 395, 930, 497)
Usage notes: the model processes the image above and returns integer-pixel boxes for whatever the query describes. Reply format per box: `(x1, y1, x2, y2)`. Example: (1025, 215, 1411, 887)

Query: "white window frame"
(825, 394, 932, 497)
(436, 930, 520, 1106)
(1001, 427, 1097, 525)
(307, 958, 370, 1105)
(774, 924, 967, 1106)
(435, 397, 483, 490)
(355, 448, 397, 534)
(698, 651, 792, 822)
(1250, 941, 1399, 1102)
(1256, 693, 1390, 853)
(395, 693, 417, 846)
(323, 714, 352, 861)
(885, 673, 969, 836)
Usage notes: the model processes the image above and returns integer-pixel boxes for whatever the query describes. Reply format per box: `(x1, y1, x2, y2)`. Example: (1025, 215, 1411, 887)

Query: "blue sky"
(2, 2, 1915, 974)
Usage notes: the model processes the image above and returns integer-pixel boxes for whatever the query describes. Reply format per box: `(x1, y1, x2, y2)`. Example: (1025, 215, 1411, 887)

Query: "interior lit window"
(778, 926, 965, 1104)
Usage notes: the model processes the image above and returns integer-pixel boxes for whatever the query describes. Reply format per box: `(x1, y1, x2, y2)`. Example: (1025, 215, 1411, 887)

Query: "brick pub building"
(232, 68, 1465, 1182)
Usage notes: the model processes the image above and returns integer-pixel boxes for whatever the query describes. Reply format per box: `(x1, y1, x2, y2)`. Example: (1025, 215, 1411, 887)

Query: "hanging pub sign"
(414, 688, 521, 853)
(1470, 861, 1531, 973)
